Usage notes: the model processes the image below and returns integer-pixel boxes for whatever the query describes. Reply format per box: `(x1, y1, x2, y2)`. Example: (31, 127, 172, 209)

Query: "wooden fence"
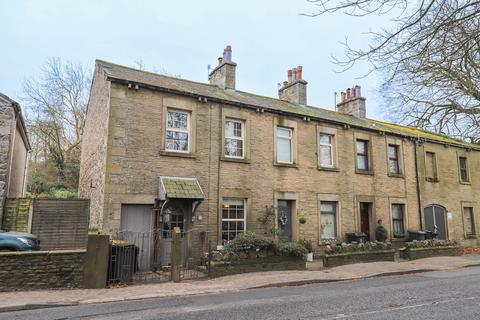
(2, 198, 90, 250)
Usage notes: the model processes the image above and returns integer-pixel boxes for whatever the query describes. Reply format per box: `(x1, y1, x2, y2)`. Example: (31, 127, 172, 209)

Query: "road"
(3, 267, 480, 320)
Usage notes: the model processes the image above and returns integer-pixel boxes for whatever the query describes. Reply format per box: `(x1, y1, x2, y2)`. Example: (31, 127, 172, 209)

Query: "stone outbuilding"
(0, 93, 31, 223)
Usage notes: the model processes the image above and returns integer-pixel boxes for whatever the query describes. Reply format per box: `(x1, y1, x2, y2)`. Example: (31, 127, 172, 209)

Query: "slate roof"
(96, 60, 476, 149)
(159, 177, 205, 200)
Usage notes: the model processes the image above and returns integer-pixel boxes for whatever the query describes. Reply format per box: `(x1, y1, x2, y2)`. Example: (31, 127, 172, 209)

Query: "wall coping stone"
(0, 249, 86, 257)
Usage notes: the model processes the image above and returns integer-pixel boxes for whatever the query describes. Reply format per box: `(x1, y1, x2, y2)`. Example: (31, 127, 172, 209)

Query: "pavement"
(1, 255, 480, 313)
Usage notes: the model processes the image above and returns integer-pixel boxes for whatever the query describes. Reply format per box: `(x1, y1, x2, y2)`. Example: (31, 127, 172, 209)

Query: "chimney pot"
(346, 88, 351, 100)
(283, 81, 288, 86)
(224, 45, 232, 62)
(292, 68, 297, 81)
(297, 66, 302, 80)
(279, 67, 307, 105)
(341, 92, 346, 102)
(209, 45, 236, 89)
(287, 69, 293, 83)
(337, 85, 366, 118)
(218, 57, 223, 65)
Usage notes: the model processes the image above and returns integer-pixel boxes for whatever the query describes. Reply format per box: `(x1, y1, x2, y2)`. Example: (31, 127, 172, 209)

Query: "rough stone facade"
(0, 250, 86, 291)
(79, 59, 480, 263)
(0, 93, 30, 224)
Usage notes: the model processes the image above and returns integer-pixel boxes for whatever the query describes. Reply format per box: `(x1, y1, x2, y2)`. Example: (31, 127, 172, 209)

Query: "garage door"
(120, 204, 154, 271)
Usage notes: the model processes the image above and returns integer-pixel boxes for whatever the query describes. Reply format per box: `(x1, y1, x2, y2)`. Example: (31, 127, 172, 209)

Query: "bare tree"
(22, 58, 91, 195)
(305, 0, 480, 142)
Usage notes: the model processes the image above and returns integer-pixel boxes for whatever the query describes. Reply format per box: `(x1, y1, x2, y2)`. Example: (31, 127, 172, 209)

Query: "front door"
(360, 202, 372, 240)
(425, 205, 448, 240)
(120, 204, 154, 271)
(278, 200, 293, 241)
(160, 202, 188, 266)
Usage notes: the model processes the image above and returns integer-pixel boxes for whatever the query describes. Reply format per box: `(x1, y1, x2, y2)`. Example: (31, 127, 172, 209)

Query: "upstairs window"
(166, 110, 190, 152)
(388, 144, 400, 174)
(392, 204, 406, 238)
(459, 157, 469, 183)
(425, 152, 437, 181)
(319, 134, 334, 168)
(356, 140, 369, 171)
(276, 127, 293, 164)
(225, 119, 245, 158)
(463, 207, 475, 238)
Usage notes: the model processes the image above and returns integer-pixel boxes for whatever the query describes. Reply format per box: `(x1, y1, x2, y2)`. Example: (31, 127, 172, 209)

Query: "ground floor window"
(392, 204, 405, 238)
(320, 201, 337, 239)
(464, 207, 475, 237)
(222, 198, 246, 243)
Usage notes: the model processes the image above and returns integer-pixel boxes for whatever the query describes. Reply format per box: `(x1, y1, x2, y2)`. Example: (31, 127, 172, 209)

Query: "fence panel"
(2, 198, 31, 232)
(31, 199, 89, 250)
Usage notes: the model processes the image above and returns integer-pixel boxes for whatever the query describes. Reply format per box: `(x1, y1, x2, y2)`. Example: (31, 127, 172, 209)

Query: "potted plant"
(298, 238, 313, 261)
(375, 219, 388, 242)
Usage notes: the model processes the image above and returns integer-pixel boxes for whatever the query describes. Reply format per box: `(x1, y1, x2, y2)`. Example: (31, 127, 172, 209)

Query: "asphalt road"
(3, 267, 480, 320)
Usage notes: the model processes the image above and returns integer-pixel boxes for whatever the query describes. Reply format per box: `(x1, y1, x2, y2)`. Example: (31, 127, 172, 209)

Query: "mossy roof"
(160, 177, 204, 199)
(97, 60, 476, 149)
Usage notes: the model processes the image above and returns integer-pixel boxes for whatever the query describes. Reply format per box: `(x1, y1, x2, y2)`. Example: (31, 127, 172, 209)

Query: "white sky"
(0, 0, 396, 119)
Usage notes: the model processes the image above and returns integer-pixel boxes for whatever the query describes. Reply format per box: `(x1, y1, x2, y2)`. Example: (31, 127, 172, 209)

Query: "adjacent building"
(0, 93, 31, 223)
(79, 46, 479, 269)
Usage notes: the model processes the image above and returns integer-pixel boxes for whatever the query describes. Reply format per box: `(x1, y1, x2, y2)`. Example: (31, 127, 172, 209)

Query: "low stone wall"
(404, 246, 461, 260)
(208, 256, 305, 277)
(0, 250, 86, 291)
(323, 249, 395, 267)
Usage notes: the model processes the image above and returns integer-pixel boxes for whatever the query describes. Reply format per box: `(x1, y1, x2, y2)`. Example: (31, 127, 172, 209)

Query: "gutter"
(414, 140, 423, 229)
(106, 76, 479, 151)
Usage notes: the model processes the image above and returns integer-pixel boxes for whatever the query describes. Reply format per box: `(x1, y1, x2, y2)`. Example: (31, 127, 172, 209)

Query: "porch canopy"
(158, 176, 205, 201)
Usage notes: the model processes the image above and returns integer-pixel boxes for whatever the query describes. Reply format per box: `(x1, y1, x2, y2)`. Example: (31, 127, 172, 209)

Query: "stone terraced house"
(79, 46, 479, 269)
(0, 93, 30, 223)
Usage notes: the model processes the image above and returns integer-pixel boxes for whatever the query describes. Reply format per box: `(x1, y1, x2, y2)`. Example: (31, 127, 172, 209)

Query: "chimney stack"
(209, 45, 237, 89)
(337, 85, 366, 118)
(278, 66, 308, 105)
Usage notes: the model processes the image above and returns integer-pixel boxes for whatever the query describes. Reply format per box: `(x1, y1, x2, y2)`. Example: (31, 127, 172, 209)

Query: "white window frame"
(391, 203, 406, 238)
(388, 144, 400, 174)
(276, 127, 293, 164)
(356, 139, 369, 171)
(224, 119, 245, 159)
(319, 134, 334, 168)
(165, 109, 190, 153)
(320, 201, 337, 239)
(221, 198, 247, 242)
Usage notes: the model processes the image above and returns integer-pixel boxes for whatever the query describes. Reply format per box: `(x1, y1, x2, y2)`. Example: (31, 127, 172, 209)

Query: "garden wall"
(404, 246, 461, 260)
(323, 249, 395, 267)
(0, 250, 86, 291)
(209, 256, 305, 277)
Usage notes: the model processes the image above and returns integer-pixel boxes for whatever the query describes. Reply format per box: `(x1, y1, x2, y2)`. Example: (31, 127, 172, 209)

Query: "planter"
(323, 249, 395, 267)
(209, 256, 305, 277)
(305, 252, 313, 262)
(403, 246, 461, 260)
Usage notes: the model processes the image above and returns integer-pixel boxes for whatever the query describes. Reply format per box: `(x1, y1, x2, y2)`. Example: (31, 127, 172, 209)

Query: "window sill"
(317, 166, 339, 172)
(221, 157, 251, 164)
(159, 150, 196, 159)
(355, 169, 374, 175)
(460, 181, 471, 185)
(274, 162, 298, 168)
(425, 177, 439, 183)
(388, 173, 404, 178)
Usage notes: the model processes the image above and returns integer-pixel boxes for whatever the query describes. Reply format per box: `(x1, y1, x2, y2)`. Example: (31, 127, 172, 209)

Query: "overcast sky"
(1, 0, 395, 119)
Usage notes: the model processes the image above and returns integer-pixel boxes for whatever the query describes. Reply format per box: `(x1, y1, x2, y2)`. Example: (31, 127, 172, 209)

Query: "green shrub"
(325, 240, 392, 254)
(376, 225, 388, 242)
(276, 241, 308, 257)
(298, 238, 313, 252)
(405, 239, 459, 249)
(223, 232, 275, 253)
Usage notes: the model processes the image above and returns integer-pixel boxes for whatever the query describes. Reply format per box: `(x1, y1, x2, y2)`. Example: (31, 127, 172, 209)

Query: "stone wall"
(0, 106, 14, 222)
(0, 250, 86, 291)
(78, 65, 111, 229)
(209, 256, 305, 277)
(323, 250, 395, 267)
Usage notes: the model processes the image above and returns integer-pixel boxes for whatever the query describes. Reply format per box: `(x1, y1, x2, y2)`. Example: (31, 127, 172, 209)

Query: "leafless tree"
(305, 0, 480, 142)
(22, 58, 91, 194)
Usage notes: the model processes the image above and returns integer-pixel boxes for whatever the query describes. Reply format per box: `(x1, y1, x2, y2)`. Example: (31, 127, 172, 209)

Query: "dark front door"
(278, 200, 293, 241)
(360, 202, 371, 240)
(425, 205, 447, 240)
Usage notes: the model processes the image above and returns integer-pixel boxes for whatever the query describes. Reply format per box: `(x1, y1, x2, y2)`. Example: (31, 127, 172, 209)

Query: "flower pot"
(305, 252, 313, 262)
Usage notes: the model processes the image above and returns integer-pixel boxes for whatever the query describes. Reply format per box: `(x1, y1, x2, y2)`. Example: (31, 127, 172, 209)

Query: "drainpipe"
(414, 140, 423, 229)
